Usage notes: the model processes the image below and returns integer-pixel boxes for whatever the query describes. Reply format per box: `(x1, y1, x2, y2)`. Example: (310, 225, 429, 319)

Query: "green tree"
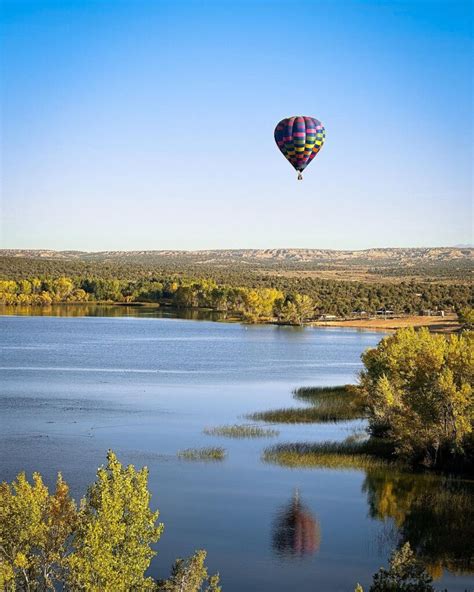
(18, 280, 32, 295)
(0, 472, 77, 591)
(360, 328, 473, 467)
(67, 451, 163, 591)
(369, 543, 434, 592)
(458, 307, 474, 330)
(0, 455, 219, 591)
(52, 277, 74, 301)
(276, 293, 314, 325)
(156, 550, 221, 592)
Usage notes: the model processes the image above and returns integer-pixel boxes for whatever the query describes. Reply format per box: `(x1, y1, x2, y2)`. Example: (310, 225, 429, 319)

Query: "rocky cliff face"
(1, 247, 472, 264)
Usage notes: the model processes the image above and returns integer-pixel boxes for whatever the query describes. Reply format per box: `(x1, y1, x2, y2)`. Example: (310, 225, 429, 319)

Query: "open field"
(1, 247, 473, 282)
(312, 313, 461, 333)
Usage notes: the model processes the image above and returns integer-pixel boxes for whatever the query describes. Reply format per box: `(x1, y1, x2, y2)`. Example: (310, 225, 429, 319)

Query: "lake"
(1, 308, 473, 591)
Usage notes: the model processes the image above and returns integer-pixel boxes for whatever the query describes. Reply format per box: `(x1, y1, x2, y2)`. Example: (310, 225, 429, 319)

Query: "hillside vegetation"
(1, 247, 472, 281)
(0, 250, 472, 322)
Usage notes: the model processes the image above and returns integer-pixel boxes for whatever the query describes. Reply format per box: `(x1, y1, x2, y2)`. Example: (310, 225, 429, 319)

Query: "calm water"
(1, 308, 473, 591)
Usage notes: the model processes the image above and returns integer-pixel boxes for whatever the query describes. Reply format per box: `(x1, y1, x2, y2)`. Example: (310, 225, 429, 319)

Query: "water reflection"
(363, 470, 474, 578)
(272, 490, 321, 558)
(0, 304, 225, 321)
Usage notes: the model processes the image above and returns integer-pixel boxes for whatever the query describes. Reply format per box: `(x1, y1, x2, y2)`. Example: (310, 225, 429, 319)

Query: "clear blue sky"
(1, 0, 472, 250)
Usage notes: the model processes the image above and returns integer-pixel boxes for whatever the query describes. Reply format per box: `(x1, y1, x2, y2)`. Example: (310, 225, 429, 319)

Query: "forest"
(0, 255, 472, 323)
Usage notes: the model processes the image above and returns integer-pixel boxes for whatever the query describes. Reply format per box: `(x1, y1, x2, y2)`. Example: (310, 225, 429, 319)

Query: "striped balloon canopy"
(274, 116, 325, 180)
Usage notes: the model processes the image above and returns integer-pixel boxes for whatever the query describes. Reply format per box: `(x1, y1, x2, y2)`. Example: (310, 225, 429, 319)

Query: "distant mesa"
(1, 247, 472, 265)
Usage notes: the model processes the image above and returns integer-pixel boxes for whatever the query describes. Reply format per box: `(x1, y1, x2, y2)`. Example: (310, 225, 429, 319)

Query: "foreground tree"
(360, 328, 473, 467)
(369, 543, 434, 592)
(156, 550, 221, 592)
(0, 452, 218, 591)
(355, 543, 434, 592)
(67, 451, 163, 591)
(0, 473, 77, 590)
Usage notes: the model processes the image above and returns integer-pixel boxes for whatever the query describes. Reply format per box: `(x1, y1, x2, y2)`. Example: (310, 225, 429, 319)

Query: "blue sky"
(1, 0, 472, 250)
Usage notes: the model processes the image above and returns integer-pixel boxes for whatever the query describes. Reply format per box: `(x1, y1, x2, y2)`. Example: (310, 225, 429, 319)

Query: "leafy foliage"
(0, 452, 217, 591)
(67, 451, 163, 591)
(368, 543, 434, 592)
(274, 293, 314, 325)
(458, 307, 474, 330)
(1, 253, 471, 321)
(0, 472, 77, 591)
(360, 328, 473, 468)
(156, 550, 220, 592)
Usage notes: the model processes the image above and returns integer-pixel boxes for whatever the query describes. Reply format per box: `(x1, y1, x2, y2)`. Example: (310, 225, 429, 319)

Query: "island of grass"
(177, 447, 226, 461)
(249, 385, 366, 424)
(203, 424, 279, 438)
(263, 437, 397, 470)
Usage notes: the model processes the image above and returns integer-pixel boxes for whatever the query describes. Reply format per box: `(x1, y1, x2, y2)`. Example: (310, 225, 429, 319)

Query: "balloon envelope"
(274, 116, 325, 178)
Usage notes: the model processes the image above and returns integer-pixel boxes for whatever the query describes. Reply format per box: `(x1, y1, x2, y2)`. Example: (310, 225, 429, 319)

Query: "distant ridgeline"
(0, 251, 472, 322)
(1, 247, 473, 279)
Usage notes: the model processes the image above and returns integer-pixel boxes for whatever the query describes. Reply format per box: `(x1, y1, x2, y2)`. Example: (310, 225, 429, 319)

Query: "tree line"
(0, 273, 471, 323)
(0, 277, 296, 323)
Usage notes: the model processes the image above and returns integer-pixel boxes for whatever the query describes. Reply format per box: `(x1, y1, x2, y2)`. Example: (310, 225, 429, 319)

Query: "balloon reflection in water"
(272, 490, 321, 557)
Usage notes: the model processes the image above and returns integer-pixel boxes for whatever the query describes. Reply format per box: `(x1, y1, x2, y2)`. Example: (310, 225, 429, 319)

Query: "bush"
(360, 328, 473, 468)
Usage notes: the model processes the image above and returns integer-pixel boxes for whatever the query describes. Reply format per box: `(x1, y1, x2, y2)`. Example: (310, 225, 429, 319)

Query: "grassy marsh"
(262, 438, 397, 470)
(177, 447, 226, 461)
(203, 424, 279, 438)
(249, 385, 366, 424)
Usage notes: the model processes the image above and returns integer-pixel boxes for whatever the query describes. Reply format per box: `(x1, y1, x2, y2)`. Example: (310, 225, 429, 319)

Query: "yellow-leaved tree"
(156, 550, 221, 592)
(0, 451, 220, 591)
(0, 472, 77, 590)
(66, 451, 163, 591)
(360, 328, 473, 467)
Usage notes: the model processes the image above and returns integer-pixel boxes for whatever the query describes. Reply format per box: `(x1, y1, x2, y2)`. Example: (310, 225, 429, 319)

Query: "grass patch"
(203, 424, 279, 438)
(262, 437, 397, 470)
(293, 385, 350, 403)
(249, 384, 366, 424)
(177, 447, 226, 461)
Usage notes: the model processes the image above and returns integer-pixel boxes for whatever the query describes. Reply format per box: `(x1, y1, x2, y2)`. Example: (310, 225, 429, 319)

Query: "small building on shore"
(376, 309, 395, 317)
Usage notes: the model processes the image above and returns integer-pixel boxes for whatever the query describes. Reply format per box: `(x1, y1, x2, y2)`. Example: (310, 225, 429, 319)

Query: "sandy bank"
(311, 313, 460, 333)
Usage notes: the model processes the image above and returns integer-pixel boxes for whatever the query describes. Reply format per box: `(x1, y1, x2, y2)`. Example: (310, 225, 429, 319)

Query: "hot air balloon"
(274, 116, 325, 180)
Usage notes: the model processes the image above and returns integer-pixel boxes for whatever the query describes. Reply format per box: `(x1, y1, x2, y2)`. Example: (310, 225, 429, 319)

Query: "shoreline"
(311, 314, 460, 333)
(0, 303, 461, 332)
